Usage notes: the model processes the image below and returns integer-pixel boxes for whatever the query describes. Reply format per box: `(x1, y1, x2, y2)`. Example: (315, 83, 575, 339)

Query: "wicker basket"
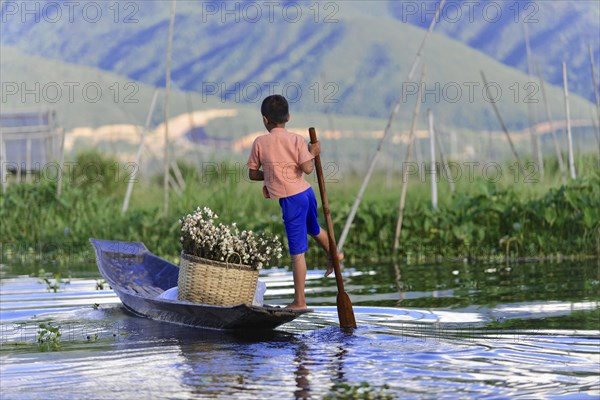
(177, 252, 258, 306)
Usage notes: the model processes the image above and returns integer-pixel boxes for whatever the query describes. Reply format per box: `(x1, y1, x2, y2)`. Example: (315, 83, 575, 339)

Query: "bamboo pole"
(16, 150, 22, 183)
(393, 65, 426, 252)
(535, 61, 566, 183)
(428, 109, 437, 209)
(0, 132, 6, 194)
(589, 45, 600, 157)
(486, 125, 493, 159)
(43, 135, 51, 171)
(562, 62, 576, 179)
(480, 71, 526, 177)
(169, 173, 183, 195)
(394, 263, 405, 302)
(433, 124, 455, 193)
(414, 132, 425, 182)
(171, 160, 186, 191)
(25, 138, 31, 184)
(163, 0, 177, 217)
(522, 22, 544, 178)
(122, 90, 159, 214)
(56, 128, 65, 197)
(338, 0, 446, 252)
(165, 92, 186, 190)
(172, 162, 188, 187)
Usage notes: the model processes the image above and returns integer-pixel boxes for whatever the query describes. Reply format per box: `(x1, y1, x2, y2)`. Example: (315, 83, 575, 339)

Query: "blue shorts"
(279, 187, 321, 255)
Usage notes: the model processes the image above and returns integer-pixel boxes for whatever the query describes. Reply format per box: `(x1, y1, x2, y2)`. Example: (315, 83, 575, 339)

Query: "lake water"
(1, 258, 599, 399)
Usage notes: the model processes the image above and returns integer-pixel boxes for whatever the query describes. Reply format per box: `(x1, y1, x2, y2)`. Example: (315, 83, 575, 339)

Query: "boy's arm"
(248, 169, 264, 181)
(300, 141, 320, 174)
(247, 140, 263, 180)
(300, 160, 314, 174)
(249, 169, 270, 198)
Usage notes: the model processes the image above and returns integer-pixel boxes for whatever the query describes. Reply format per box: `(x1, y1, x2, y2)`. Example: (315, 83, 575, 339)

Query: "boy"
(247, 95, 340, 310)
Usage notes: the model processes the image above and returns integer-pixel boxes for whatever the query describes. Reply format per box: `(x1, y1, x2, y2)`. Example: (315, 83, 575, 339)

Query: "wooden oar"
(309, 127, 357, 329)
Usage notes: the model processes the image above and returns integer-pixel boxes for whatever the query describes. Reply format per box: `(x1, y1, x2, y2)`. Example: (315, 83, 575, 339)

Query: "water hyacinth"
(179, 207, 282, 269)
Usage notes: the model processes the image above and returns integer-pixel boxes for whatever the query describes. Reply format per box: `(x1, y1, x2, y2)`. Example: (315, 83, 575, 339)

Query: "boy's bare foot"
(285, 302, 307, 310)
(325, 252, 344, 277)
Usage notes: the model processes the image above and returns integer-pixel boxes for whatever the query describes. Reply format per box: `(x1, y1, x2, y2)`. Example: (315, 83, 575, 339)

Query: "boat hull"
(90, 239, 308, 330)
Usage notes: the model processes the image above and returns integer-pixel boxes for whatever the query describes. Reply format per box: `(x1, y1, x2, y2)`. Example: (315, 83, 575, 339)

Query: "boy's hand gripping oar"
(309, 127, 357, 329)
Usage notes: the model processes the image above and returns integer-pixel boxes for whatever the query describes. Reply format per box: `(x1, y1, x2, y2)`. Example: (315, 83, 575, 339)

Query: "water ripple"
(1, 269, 599, 399)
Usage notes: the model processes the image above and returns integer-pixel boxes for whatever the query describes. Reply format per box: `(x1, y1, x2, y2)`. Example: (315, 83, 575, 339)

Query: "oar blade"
(337, 292, 357, 329)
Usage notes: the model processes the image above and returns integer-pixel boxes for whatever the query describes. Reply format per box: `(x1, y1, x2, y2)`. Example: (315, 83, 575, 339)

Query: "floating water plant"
(37, 269, 70, 293)
(37, 323, 61, 351)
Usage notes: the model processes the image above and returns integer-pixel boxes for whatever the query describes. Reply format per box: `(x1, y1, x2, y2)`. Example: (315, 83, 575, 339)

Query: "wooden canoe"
(89, 239, 310, 330)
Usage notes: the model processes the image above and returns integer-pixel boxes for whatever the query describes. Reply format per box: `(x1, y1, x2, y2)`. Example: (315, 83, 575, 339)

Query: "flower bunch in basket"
(179, 207, 282, 269)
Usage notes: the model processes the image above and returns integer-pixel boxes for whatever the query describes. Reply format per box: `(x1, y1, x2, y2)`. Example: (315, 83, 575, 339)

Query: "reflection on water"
(1, 259, 599, 398)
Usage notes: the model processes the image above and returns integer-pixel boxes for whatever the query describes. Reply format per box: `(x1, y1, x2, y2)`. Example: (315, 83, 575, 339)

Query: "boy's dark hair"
(261, 95, 289, 124)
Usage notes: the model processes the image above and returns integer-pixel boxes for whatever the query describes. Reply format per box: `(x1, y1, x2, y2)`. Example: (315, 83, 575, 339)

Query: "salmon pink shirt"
(247, 127, 314, 199)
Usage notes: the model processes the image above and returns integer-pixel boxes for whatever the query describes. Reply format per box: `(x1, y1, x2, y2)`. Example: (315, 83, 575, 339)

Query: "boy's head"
(261, 95, 289, 127)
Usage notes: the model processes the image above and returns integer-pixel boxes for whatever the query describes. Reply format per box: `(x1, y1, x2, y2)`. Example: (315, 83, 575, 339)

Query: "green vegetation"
(96, 279, 107, 290)
(324, 382, 394, 400)
(1, 151, 598, 266)
(343, 169, 599, 262)
(36, 268, 70, 293)
(483, 307, 600, 332)
(37, 323, 61, 351)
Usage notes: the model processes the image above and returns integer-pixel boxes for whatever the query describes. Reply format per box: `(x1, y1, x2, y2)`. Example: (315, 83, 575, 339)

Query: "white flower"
(179, 206, 282, 269)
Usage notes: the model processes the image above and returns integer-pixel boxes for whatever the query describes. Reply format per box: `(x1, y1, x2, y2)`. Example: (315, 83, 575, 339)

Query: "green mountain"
(2, 45, 597, 174)
(1, 46, 161, 129)
(0, 45, 381, 133)
(388, 0, 600, 103)
(1, 0, 596, 132)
